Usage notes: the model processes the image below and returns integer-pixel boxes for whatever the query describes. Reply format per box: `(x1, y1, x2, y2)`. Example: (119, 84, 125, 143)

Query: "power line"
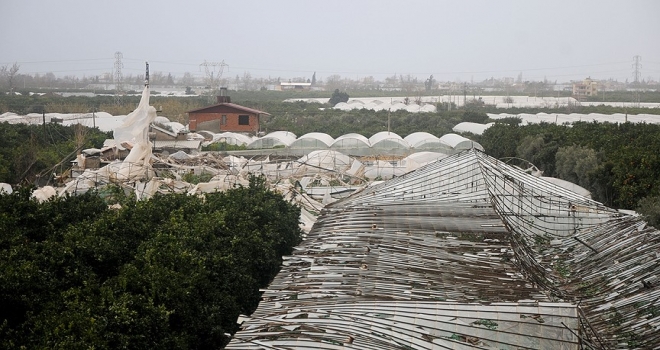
(0, 58, 112, 65)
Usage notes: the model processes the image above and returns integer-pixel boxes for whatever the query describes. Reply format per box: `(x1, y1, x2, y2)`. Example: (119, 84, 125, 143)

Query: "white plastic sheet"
(113, 87, 157, 181)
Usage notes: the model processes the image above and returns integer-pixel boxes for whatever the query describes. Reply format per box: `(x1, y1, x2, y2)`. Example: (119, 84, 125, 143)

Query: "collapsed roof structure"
(227, 149, 660, 349)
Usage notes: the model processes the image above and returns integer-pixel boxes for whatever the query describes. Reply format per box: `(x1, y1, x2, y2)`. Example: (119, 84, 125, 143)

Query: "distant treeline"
(2, 89, 660, 125)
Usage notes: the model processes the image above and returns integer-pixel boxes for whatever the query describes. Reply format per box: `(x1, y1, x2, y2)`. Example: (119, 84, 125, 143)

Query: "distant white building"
(572, 77, 597, 99)
(276, 82, 312, 91)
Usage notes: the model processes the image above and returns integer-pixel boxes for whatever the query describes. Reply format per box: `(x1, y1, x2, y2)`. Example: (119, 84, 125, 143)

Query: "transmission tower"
(200, 60, 228, 93)
(632, 55, 642, 107)
(632, 55, 642, 84)
(114, 51, 124, 105)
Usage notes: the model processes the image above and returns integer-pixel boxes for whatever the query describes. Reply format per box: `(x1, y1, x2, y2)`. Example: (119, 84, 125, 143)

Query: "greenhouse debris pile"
(49, 147, 458, 232)
(227, 149, 660, 349)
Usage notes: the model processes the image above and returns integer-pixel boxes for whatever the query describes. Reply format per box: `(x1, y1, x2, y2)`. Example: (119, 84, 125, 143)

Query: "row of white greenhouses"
(205, 131, 484, 155)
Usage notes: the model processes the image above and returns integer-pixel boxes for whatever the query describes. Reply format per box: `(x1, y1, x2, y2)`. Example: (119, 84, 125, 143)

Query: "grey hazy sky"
(2, 0, 659, 83)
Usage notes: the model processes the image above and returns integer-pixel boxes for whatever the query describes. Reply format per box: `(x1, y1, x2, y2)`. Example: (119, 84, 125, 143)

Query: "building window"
(238, 115, 249, 125)
(221, 115, 227, 125)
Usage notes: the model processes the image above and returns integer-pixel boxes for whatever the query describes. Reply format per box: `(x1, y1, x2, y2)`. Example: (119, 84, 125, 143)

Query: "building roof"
(228, 149, 660, 349)
(187, 102, 271, 115)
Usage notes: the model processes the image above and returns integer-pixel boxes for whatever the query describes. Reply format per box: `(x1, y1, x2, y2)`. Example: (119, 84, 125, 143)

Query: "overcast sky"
(2, 0, 659, 83)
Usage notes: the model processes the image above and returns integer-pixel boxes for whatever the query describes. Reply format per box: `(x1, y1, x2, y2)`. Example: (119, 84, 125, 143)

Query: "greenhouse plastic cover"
(247, 131, 297, 149)
(368, 131, 408, 151)
(113, 86, 157, 180)
(289, 132, 335, 148)
(297, 150, 351, 169)
(330, 133, 371, 148)
(452, 121, 495, 135)
(212, 131, 483, 155)
(439, 133, 485, 151)
(211, 132, 255, 146)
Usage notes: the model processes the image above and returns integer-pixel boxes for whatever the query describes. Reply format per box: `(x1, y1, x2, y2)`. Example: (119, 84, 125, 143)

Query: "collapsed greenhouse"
(12, 84, 659, 348)
(226, 149, 660, 349)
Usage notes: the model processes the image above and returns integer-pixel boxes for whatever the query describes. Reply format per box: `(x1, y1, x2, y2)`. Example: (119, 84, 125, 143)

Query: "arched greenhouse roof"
(363, 160, 406, 180)
(369, 131, 409, 151)
(289, 132, 334, 149)
(247, 131, 297, 149)
(330, 133, 371, 155)
(297, 150, 351, 168)
(420, 104, 436, 112)
(366, 103, 388, 111)
(212, 132, 255, 146)
(402, 151, 448, 165)
(452, 122, 494, 135)
(390, 103, 407, 111)
(328, 98, 437, 114)
(369, 131, 403, 145)
(405, 104, 421, 112)
(404, 132, 452, 152)
(440, 133, 484, 151)
(403, 132, 438, 147)
(330, 133, 370, 148)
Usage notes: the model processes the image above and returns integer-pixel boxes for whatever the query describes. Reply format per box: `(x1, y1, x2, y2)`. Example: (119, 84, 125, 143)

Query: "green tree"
(516, 134, 560, 176)
(637, 195, 660, 229)
(424, 75, 435, 92)
(328, 89, 349, 106)
(555, 145, 599, 189)
(461, 111, 488, 124)
(0, 179, 302, 349)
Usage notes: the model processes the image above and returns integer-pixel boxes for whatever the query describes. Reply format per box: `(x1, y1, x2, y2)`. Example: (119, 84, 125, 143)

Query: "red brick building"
(187, 94, 270, 135)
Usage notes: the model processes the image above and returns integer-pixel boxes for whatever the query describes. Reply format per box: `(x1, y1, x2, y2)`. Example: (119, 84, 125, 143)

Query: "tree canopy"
(0, 177, 302, 349)
(478, 121, 660, 212)
(328, 89, 349, 106)
(0, 123, 109, 184)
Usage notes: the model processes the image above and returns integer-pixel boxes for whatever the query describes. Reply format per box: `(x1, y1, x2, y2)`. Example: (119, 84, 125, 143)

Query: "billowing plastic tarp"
(113, 87, 157, 180)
